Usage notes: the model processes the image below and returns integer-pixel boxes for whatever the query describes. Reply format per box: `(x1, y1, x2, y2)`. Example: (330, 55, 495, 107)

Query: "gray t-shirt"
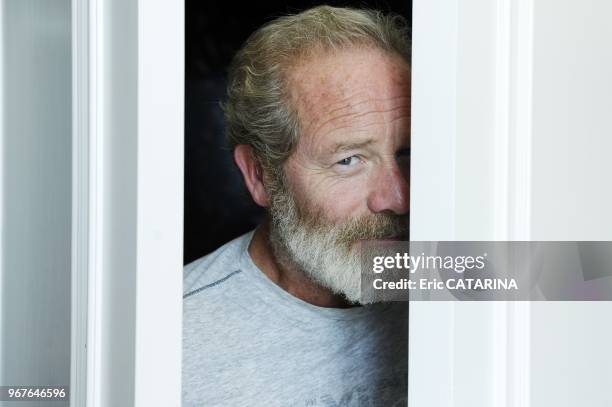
(182, 230, 408, 406)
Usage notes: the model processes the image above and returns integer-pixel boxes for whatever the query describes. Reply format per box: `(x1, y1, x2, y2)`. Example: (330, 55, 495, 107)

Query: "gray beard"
(265, 170, 407, 304)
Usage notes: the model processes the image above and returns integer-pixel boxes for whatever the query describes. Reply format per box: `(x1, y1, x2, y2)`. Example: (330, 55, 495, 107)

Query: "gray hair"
(222, 5, 411, 169)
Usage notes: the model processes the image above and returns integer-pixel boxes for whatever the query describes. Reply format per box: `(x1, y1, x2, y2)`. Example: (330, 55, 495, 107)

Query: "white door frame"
(410, 0, 533, 406)
(71, 0, 184, 406)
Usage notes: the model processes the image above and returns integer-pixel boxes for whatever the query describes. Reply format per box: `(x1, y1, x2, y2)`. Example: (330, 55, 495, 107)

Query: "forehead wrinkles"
(289, 65, 409, 143)
(310, 93, 411, 138)
(293, 87, 411, 151)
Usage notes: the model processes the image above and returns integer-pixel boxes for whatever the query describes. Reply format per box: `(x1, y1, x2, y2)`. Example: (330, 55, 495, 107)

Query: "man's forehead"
(286, 50, 409, 152)
(288, 47, 410, 111)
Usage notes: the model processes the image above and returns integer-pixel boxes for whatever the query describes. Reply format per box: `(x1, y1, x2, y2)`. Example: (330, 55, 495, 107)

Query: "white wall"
(529, 1, 612, 405)
(410, 0, 612, 406)
(1, 1, 72, 405)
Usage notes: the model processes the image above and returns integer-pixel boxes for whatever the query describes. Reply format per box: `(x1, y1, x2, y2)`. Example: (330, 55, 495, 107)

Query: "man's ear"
(234, 144, 270, 207)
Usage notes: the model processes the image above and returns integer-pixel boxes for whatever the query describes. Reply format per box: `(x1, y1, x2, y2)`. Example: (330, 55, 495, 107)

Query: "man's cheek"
(290, 162, 372, 221)
(323, 186, 370, 223)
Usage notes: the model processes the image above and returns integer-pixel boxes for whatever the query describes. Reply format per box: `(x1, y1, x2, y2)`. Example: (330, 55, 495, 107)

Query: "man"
(183, 5, 411, 406)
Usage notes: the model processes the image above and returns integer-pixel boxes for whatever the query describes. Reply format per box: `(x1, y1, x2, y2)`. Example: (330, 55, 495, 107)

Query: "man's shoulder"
(183, 230, 254, 299)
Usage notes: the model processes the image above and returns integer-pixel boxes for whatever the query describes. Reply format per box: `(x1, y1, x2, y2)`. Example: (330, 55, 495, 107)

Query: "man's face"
(266, 47, 411, 303)
(284, 46, 411, 223)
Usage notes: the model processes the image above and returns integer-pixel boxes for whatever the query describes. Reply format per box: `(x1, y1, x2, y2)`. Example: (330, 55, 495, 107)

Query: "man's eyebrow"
(331, 139, 375, 153)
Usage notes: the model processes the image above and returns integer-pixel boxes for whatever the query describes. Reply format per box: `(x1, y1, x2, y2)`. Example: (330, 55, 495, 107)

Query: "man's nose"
(366, 163, 410, 215)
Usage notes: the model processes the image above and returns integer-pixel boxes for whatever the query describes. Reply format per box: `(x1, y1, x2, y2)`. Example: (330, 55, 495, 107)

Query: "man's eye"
(336, 155, 360, 166)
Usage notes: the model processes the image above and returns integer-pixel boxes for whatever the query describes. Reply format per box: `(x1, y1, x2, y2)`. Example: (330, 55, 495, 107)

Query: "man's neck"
(247, 219, 355, 309)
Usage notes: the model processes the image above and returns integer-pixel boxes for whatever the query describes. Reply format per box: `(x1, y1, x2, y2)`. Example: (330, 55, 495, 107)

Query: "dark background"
(184, 1, 412, 264)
